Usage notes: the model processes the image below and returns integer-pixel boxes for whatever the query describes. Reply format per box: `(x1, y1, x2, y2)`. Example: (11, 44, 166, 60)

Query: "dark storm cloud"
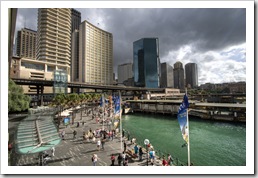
(79, 8, 245, 70)
(16, 8, 246, 82)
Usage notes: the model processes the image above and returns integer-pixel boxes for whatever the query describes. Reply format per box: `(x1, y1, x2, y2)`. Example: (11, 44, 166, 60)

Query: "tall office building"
(78, 20, 113, 85)
(36, 8, 71, 81)
(133, 38, 160, 88)
(185, 62, 198, 88)
(161, 62, 174, 88)
(71, 9, 81, 82)
(71, 9, 81, 33)
(16, 28, 37, 59)
(118, 63, 133, 84)
(173, 61, 185, 90)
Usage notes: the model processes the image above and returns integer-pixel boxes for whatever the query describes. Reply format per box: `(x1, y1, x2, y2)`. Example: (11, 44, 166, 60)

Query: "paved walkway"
(9, 109, 163, 166)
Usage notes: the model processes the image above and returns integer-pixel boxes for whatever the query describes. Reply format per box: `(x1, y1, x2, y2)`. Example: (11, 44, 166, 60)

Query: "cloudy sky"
(15, 8, 246, 85)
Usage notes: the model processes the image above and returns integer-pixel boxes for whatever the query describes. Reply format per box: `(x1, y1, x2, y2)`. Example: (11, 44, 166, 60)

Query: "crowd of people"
(55, 104, 175, 166)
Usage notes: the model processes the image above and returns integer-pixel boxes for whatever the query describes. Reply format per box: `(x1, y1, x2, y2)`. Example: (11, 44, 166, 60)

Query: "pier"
(126, 100, 246, 122)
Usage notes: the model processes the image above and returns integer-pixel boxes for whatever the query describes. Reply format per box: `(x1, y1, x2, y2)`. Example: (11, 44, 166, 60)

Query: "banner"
(114, 95, 120, 120)
(177, 94, 189, 143)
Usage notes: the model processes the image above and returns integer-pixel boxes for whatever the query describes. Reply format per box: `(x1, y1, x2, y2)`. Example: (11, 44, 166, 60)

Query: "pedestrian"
(117, 153, 123, 166)
(73, 130, 77, 139)
(134, 144, 139, 155)
(167, 153, 173, 166)
(127, 131, 130, 141)
(51, 147, 55, 157)
(82, 121, 85, 126)
(111, 154, 115, 166)
(61, 130, 65, 140)
(123, 141, 127, 152)
(124, 157, 128, 166)
(122, 151, 126, 165)
(101, 138, 106, 150)
(139, 147, 143, 161)
(97, 139, 101, 151)
(77, 122, 80, 128)
(92, 154, 98, 166)
(122, 129, 125, 138)
(162, 155, 168, 166)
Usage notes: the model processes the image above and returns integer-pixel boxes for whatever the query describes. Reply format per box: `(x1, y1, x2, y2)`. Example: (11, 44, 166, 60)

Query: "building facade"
(118, 63, 133, 84)
(185, 62, 198, 88)
(15, 28, 37, 59)
(78, 20, 113, 85)
(173, 61, 185, 90)
(36, 8, 71, 81)
(133, 38, 160, 88)
(160, 62, 174, 88)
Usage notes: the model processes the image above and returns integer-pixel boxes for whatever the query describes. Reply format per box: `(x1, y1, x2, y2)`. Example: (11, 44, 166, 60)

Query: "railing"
(122, 129, 188, 166)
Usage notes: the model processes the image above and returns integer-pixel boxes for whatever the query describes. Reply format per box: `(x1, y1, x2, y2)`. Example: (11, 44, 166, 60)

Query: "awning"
(15, 114, 61, 154)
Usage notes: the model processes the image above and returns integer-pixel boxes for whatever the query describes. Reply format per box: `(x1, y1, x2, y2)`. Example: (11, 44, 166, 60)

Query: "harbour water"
(122, 113, 246, 166)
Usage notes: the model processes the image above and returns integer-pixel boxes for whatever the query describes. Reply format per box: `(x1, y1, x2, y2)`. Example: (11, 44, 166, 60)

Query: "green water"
(122, 113, 246, 166)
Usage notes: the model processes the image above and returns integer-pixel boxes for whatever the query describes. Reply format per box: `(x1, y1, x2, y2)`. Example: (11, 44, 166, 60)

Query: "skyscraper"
(133, 38, 160, 88)
(173, 61, 185, 90)
(36, 8, 71, 81)
(71, 9, 81, 82)
(16, 28, 37, 59)
(161, 62, 174, 88)
(185, 62, 198, 88)
(118, 63, 133, 84)
(78, 20, 113, 85)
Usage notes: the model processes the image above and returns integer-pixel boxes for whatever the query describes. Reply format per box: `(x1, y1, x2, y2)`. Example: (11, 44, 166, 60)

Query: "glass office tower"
(133, 38, 160, 88)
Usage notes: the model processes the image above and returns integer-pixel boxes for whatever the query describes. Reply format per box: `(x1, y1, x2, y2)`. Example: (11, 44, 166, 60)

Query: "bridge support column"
(37, 85, 40, 106)
(40, 85, 44, 106)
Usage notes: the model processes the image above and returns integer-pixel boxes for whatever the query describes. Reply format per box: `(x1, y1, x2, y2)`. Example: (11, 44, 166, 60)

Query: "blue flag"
(177, 94, 189, 143)
(114, 96, 120, 119)
(100, 96, 105, 107)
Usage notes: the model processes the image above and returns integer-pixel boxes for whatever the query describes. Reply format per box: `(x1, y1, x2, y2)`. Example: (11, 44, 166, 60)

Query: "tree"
(8, 79, 31, 112)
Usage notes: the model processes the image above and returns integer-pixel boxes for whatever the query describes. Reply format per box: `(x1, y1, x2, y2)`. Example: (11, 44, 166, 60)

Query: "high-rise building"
(36, 8, 71, 81)
(133, 38, 160, 88)
(16, 28, 37, 59)
(185, 62, 198, 88)
(161, 62, 174, 88)
(118, 63, 133, 84)
(78, 20, 113, 85)
(71, 9, 81, 33)
(173, 61, 185, 90)
(70, 9, 81, 81)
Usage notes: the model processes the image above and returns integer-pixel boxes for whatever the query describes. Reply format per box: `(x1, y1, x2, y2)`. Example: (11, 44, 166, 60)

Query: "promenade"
(9, 109, 162, 166)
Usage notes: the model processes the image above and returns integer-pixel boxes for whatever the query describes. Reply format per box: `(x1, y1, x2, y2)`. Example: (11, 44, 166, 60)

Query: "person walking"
(61, 130, 65, 140)
(101, 138, 106, 150)
(97, 139, 101, 151)
(111, 154, 115, 166)
(123, 141, 127, 152)
(73, 130, 77, 139)
(139, 147, 143, 161)
(92, 154, 98, 166)
(134, 144, 139, 155)
(117, 153, 123, 166)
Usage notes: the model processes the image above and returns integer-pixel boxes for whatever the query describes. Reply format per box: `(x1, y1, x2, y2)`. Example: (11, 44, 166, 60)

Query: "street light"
(144, 139, 149, 166)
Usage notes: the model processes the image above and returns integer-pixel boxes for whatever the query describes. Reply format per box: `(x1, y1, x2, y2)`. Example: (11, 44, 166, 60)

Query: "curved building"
(78, 20, 113, 85)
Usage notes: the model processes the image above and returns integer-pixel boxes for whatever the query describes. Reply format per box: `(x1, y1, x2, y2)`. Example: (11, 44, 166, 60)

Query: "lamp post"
(144, 139, 149, 166)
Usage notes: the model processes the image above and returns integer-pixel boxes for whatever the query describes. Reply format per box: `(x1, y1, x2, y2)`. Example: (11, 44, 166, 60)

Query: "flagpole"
(186, 88, 190, 166)
(119, 91, 122, 151)
(102, 94, 104, 131)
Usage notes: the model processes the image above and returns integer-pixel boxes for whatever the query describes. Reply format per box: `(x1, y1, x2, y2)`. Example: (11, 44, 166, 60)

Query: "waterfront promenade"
(9, 110, 162, 166)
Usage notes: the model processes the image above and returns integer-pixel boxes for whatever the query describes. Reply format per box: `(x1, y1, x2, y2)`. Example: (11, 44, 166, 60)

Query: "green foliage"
(8, 79, 31, 112)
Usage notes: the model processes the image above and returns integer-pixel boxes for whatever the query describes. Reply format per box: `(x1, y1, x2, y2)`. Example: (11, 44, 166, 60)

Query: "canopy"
(15, 114, 61, 154)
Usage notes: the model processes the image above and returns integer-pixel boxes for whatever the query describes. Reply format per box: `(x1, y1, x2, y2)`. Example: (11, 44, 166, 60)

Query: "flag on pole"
(177, 94, 189, 143)
(100, 96, 104, 107)
(114, 95, 120, 119)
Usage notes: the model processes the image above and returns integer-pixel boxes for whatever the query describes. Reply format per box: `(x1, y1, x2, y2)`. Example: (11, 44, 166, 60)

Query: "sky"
(15, 8, 246, 85)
